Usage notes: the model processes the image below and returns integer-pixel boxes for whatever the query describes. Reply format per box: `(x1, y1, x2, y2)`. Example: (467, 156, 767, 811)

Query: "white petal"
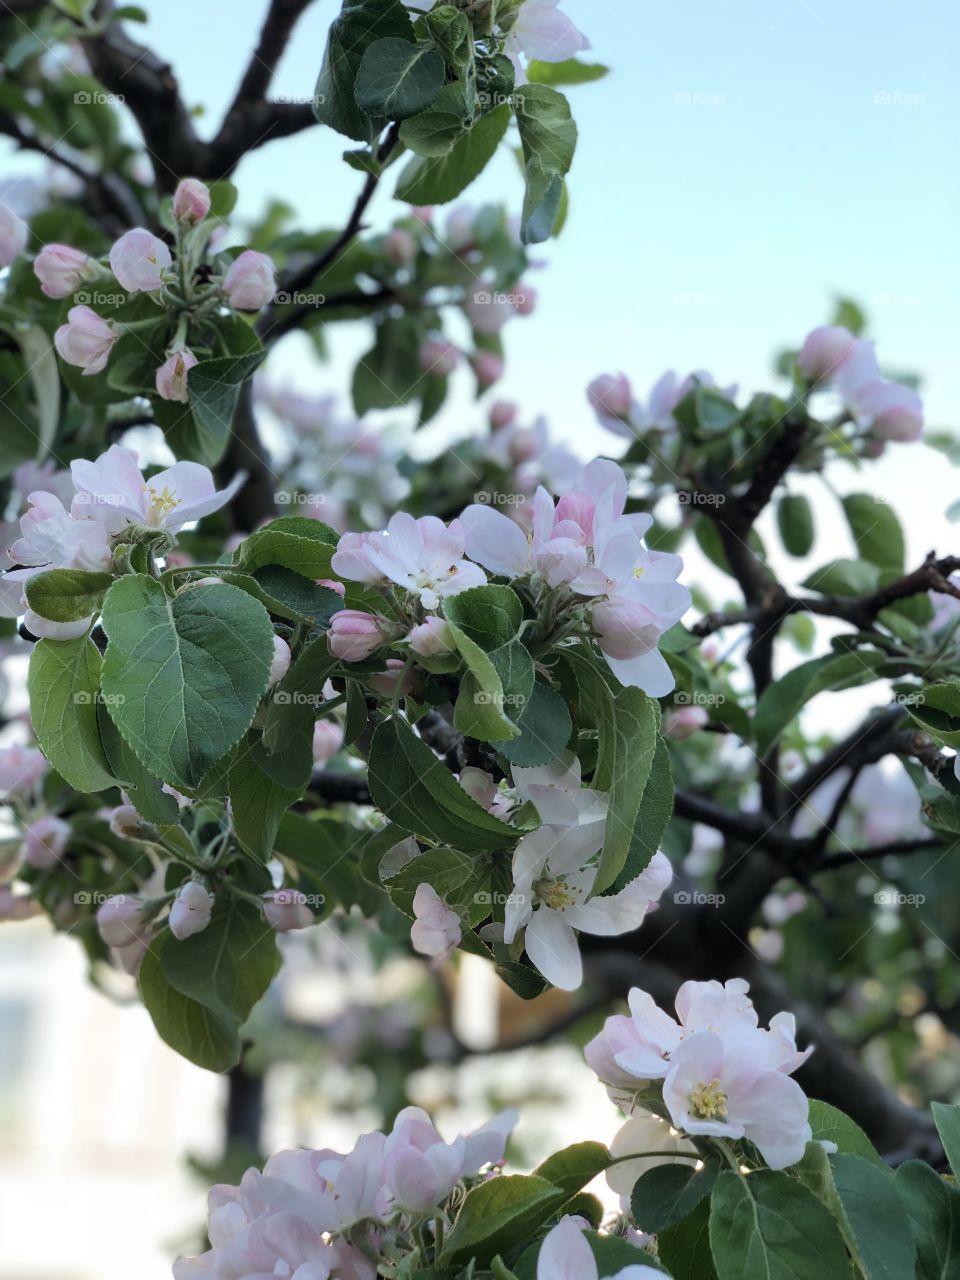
(525, 908, 583, 990)
(459, 504, 530, 577)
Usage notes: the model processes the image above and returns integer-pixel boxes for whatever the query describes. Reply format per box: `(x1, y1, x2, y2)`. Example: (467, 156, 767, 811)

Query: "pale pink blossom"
(419, 338, 459, 377)
(384, 227, 416, 266)
(0, 886, 41, 921)
(490, 399, 519, 429)
(109, 227, 171, 292)
(471, 351, 504, 388)
(71, 443, 244, 534)
(169, 881, 214, 940)
(849, 380, 923, 442)
(312, 719, 344, 768)
(33, 243, 94, 298)
(223, 249, 276, 311)
(263, 889, 314, 932)
(173, 178, 211, 224)
(587, 373, 633, 422)
(108, 803, 147, 839)
(328, 609, 385, 661)
(96, 894, 149, 949)
(503, 0, 590, 63)
(795, 324, 858, 383)
(154, 348, 198, 402)
(459, 766, 513, 818)
(268, 636, 292, 685)
(606, 1112, 697, 1197)
(536, 1217, 662, 1280)
(0, 202, 28, 266)
(332, 513, 485, 610)
(410, 883, 461, 962)
(664, 705, 709, 739)
(54, 304, 117, 374)
(20, 814, 70, 869)
(0, 744, 48, 798)
(382, 1106, 517, 1213)
(367, 658, 413, 698)
(407, 615, 455, 657)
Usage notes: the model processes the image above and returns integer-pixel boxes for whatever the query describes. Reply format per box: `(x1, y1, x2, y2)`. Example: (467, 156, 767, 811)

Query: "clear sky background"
(6, 0, 959, 563)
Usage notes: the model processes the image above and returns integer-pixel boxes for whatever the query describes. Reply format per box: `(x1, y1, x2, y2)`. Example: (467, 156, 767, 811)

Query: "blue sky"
(6, 0, 959, 559)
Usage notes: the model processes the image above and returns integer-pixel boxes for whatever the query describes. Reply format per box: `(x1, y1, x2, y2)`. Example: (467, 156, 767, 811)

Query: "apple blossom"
(664, 704, 709, 739)
(410, 883, 461, 962)
(172, 177, 211, 224)
(419, 338, 459, 377)
(406, 615, 455, 657)
(795, 324, 858, 383)
(384, 227, 416, 266)
(849, 379, 924, 442)
(33, 243, 94, 298)
(588, 372, 633, 423)
(71, 444, 244, 534)
(10, 490, 113, 573)
(0, 744, 48, 798)
(490, 399, 519, 429)
(0, 201, 28, 265)
(109, 227, 171, 292)
(312, 719, 344, 768)
(53, 304, 117, 374)
(20, 814, 70, 869)
(502, 0, 590, 64)
(367, 658, 414, 698)
(472, 350, 504, 387)
(382, 1105, 517, 1214)
(154, 348, 198, 402)
(223, 248, 276, 310)
(332, 513, 485, 610)
(536, 1217, 661, 1280)
(169, 881, 214, 940)
(444, 202, 476, 252)
(605, 1112, 697, 1198)
(0, 886, 41, 921)
(460, 766, 513, 818)
(96, 894, 150, 949)
(263, 889, 315, 932)
(269, 635, 292, 685)
(327, 609, 386, 661)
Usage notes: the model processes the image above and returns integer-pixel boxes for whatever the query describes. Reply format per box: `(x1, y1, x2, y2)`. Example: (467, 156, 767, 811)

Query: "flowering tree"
(2, 0, 960, 1275)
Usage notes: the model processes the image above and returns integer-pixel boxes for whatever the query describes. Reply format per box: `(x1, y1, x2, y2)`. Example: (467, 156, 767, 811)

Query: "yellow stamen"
(689, 1078, 727, 1121)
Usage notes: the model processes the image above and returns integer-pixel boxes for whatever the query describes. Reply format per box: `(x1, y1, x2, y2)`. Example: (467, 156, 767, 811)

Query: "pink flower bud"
(795, 325, 857, 383)
(53, 305, 117, 375)
(472, 351, 504, 388)
(0, 203, 28, 266)
(33, 243, 93, 298)
(173, 177, 211, 224)
(0, 886, 40, 921)
(269, 635, 291, 685)
(316, 577, 346, 597)
(407, 616, 455, 657)
(419, 338, 459, 377)
(154, 348, 198, 402)
(591, 598, 662, 661)
(223, 249, 276, 311)
(852, 380, 924, 442)
(410, 883, 461, 962)
(588, 373, 632, 420)
(489, 399, 518, 430)
(21, 814, 70, 869)
(312, 719, 344, 768)
(385, 228, 417, 266)
(664, 705, 709, 740)
(368, 658, 413, 698)
(410, 205, 433, 225)
(169, 881, 214, 940)
(96, 894, 148, 948)
(511, 282, 537, 316)
(445, 203, 476, 251)
(263, 888, 314, 932)
(327, 609, 385, 661)
(109, 227, 172, 293)
(109, 804, 147, 839)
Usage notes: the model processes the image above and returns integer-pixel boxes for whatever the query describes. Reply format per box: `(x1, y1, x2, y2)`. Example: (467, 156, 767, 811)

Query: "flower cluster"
(173, 1106, 517, 1279)
(33, 178, 275, 400)
(586, 977, 813, 1169)
(588, 369, 737, 440)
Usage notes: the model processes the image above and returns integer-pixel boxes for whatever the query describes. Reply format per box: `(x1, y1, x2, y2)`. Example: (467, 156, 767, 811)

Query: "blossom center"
(145, 483, 181, 524)
(689, 1077, 727, 1121)
(535, 876, 579, 911)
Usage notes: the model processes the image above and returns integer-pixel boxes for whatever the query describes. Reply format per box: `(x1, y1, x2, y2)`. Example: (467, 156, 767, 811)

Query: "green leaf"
(236, 518, 339, 580)
(631, 1160, 718, 1235)
(367, 716, 521, 850)
(777, 494, 815, 558)
(513, 84, 577, 244)
(495, 681, 572, 767)
(399, 79, 472, 155)
(313, 0, 413, 141)
(157, 351, 264, 466)
(451, 626, 526, 742)
(830, 1153, 916, 1280)
(526, 59, 609, 85)
(383, 844, 490, 925)
(441, 1175, 563, 1266)
(807, 1100, 883, 1166)
(229, 750, 302, 862)
(354, 37, 445, 120)
(753, 650, 887, 756)
(709, 1169, 850, 1279)
(395, 104, 510, 204)
(159, 894, 280, 1023)
(100, 577, 275, 790)
(97, 704, 181, 826)
(352, 315, 422, 412)
(802, 558, 881, 597)
(28, 637, 116, 793)
(657, 1198, 718, 1279)
(896, 1160, 960, 1280)
(673, 385, 741, 437)
(842, 493, 905, 571)
(594, 687, 659, 893)
(138, 942, 241, 1072)
(25, 568, 114, 623)
(442, 584, 523, 647)
(903, 680, 960, 748)
(932, 1101, 960, 1177)
(532, 1142, 610, 1196)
